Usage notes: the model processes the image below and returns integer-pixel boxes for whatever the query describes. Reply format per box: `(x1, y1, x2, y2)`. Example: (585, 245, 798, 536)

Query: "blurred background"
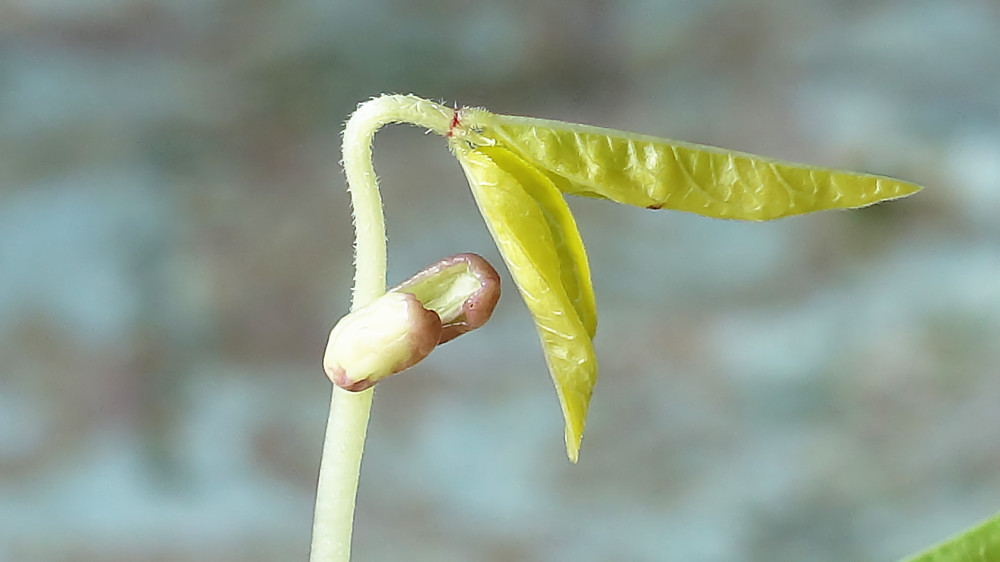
(1, 0, 998, 560)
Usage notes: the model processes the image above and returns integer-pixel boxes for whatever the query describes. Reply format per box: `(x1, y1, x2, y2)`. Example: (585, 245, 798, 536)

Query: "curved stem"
(310, 95, 453, 562)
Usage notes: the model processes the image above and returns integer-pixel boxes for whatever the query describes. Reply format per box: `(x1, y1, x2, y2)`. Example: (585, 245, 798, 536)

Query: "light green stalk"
(309, 95, 453, 562)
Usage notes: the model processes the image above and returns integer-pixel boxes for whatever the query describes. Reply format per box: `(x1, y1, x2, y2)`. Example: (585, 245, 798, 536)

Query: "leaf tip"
(565, 429, 581, 464)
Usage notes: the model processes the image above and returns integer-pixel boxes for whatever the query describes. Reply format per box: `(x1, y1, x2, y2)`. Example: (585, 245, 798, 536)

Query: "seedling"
(308, 94, 994, 561)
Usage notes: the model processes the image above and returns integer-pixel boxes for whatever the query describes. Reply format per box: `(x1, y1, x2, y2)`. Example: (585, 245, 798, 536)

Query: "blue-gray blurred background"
(2, 1, 998, 560)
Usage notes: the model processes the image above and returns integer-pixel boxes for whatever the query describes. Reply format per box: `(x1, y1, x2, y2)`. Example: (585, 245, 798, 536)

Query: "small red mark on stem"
(446, 109, 461, 137)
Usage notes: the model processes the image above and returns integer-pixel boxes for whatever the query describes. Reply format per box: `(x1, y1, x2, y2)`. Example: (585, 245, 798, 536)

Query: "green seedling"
(307, 94, 991, 562)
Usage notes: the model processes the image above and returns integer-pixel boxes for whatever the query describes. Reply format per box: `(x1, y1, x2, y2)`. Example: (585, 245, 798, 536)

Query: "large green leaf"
(459, 109, 922, 220)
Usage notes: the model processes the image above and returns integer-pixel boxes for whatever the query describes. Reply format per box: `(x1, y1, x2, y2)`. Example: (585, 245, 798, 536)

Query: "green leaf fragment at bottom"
(902, 511, 1000, 562)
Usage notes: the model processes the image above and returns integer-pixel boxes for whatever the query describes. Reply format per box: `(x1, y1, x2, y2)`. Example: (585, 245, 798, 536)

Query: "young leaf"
(452, 141, 597, 462)
(456, 109, 922, 220)
(447, 102, 923, 461)
(477, 145, 597, 338)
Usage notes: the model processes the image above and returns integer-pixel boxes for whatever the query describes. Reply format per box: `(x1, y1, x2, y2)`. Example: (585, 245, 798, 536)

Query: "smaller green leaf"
(452, 141, 597, 462)
(477, 145, 597, 338)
